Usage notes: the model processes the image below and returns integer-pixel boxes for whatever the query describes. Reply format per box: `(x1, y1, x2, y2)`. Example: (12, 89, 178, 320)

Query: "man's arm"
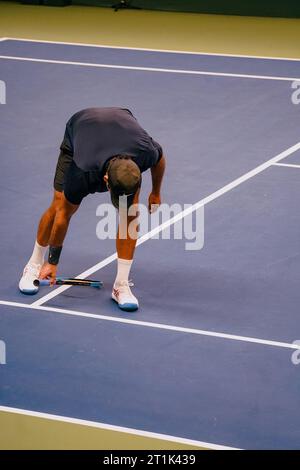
(148, 155, 166, 213)
(39, 193, 79, 283)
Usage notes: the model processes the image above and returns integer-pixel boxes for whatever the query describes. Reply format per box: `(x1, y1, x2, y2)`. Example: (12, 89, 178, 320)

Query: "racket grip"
(33, 279, 51, 287)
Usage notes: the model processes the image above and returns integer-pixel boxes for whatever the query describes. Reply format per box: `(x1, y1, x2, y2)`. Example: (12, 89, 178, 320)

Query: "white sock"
(29, 241, 47, 266)
(115, 258, 133, 285)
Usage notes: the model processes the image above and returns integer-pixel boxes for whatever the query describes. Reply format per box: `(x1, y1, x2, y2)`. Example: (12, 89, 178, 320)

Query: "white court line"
(0, 406, 237, 450)
(0, 300, 299, 351)
(273, 162, 300, 169)
(4, 36, 300, 62)
(0, 38, 8, 42)
(0, 55, 299, 82)
(32, 141, 300, 307)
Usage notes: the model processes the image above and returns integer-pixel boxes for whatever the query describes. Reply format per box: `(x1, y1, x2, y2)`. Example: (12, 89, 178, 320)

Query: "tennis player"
(19, 107, 165, 311)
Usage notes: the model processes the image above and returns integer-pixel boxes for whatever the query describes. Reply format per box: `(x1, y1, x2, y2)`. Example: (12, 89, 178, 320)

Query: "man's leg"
(112, 192, 139, 311)
(28, 190, 63, 263)
(36, 191, 64, 247)
(19, 191, 64, 294)
(19, 149, 73, 294)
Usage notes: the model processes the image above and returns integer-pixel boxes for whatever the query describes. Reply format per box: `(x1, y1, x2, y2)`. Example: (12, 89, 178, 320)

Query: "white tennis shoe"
(19, 262, 41, 294)
(112, 280, 139, 311)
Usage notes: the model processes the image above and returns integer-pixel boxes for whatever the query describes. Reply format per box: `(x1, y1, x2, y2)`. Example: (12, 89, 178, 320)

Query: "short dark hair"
(107, 156, 141, 209)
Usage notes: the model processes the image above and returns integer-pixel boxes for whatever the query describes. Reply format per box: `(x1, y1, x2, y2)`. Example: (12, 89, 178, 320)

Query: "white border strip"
(3, 37, 300, 62)
(32, 141, 300, 307)
(273, 162, 300, 169)
(0, 55, 299, 82)
(0, 405, 238, 450)
(0, 38, 8, 42)
(0, 300, 299, 351)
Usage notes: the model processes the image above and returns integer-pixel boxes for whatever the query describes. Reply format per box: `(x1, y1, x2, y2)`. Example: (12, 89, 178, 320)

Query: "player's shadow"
(61, 285, 101, 299)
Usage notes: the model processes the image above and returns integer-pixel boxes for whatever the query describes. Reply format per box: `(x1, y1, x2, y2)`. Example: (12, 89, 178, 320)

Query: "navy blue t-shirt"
(60, 107, 163, 205)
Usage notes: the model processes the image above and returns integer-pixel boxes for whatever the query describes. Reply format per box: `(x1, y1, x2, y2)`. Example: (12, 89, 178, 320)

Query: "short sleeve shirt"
(60, 107, 163, 205)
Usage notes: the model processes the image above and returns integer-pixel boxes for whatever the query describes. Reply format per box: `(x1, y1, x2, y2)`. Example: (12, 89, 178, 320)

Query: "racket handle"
(33, 279, 51, 287)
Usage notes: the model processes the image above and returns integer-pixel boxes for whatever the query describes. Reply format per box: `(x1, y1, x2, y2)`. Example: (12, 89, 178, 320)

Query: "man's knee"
(49, 190, 63, 212)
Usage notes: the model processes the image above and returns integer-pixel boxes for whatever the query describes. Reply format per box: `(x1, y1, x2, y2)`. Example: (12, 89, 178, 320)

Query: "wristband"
(48, 246, 62, 265)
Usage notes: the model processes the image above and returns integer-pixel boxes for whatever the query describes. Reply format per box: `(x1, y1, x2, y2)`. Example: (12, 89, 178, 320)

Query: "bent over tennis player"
(19, 107, 166, 311)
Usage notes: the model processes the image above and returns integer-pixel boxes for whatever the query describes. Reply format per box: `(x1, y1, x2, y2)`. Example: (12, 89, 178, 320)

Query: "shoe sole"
(19, 288, 39, 295)
(111, 294, 139, 312)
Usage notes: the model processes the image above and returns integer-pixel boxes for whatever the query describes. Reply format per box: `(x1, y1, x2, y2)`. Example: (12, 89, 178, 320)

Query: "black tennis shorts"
(53, 150, 73, 193)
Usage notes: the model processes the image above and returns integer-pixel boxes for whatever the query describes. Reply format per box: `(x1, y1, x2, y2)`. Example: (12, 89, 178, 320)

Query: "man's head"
(104, 156, 141, 209)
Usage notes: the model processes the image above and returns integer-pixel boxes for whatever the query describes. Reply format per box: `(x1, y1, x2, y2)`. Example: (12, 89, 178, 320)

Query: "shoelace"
(24, 263, 41, 277)
(116, 280, 134, 293)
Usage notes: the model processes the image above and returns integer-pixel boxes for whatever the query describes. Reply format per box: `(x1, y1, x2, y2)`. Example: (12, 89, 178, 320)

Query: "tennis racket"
(34, 277, 103, 289)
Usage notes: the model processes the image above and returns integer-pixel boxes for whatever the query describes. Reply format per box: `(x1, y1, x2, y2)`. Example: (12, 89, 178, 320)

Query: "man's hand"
(39, 262, 57, 286)
(148, 192, 161, 213)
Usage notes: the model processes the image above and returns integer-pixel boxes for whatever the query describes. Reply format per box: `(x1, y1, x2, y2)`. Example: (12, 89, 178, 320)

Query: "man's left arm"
(148, 155, 166, 213)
